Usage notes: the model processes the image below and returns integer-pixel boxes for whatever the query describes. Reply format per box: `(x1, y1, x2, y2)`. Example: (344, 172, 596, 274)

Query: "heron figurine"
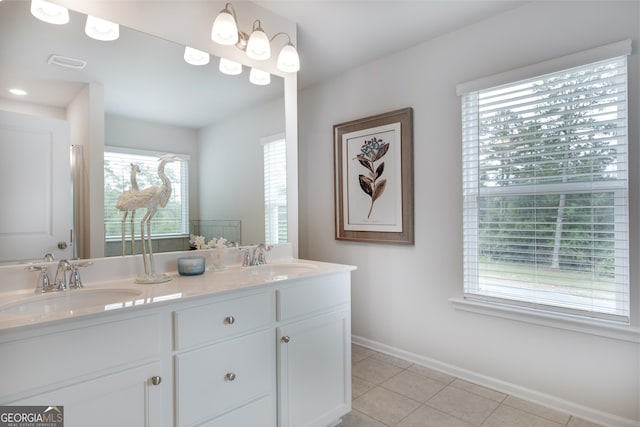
(115, 154, 180, 283)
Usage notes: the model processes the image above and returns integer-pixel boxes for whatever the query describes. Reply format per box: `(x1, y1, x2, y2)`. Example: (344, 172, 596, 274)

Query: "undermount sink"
(0, 288, 142, 316)
(242, 262, 318, 281)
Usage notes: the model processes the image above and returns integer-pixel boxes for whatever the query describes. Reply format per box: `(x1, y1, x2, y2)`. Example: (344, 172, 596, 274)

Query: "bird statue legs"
(135, 207, 170, 284)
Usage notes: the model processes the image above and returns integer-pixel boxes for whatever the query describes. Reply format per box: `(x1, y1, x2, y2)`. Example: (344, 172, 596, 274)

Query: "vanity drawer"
(277, 273, 351, 321)
(174, 329, 275, 426)
(173, 290, 274, 350)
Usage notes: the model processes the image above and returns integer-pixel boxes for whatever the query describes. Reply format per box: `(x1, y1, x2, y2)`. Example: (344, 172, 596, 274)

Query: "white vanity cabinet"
(276, 274, 352, 427)
(172, 291, 277, 427)
(0, 261, 354, 427)
(0, 313, 167, 427)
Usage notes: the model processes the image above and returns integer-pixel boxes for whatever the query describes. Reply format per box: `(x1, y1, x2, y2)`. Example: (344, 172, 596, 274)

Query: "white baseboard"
(351, 335, 637, 427)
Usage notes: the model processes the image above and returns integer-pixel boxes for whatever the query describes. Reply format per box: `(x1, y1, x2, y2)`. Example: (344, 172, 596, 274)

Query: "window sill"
(449, 297, 639, 343)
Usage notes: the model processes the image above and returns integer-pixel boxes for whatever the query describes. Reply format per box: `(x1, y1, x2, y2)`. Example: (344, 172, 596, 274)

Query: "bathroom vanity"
(0, 251, 354, 427)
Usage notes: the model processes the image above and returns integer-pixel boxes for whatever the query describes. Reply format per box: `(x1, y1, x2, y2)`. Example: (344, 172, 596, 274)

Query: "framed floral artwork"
(333, 108, 414, 244)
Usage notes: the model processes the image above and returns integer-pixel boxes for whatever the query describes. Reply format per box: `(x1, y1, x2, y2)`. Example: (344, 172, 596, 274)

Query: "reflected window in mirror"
(104, 148, 190, 242)
(263, 135, 287, 244)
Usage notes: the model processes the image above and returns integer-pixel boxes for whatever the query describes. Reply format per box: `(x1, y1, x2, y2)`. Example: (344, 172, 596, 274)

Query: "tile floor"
(341, 345, 603, 427)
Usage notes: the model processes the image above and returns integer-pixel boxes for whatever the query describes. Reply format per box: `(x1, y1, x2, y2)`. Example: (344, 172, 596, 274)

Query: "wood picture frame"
(334, 107, 414, 244)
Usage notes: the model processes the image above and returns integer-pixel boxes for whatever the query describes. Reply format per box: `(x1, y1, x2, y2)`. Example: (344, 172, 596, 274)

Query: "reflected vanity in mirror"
(0, 1, 289, 263)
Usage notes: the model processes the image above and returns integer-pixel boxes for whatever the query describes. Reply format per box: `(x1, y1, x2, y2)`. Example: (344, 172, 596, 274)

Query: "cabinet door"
(278, 309, 351, 427)
(11, 363, 164, 427)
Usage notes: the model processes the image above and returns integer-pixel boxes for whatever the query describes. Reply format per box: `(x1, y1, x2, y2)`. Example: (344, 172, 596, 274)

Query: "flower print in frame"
(333, 108, 414, 244)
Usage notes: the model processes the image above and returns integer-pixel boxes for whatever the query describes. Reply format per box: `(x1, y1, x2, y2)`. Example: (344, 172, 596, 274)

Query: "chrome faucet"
(53, 259, 87, 291)
(54, 259, 73, 291)
(27, 260, 91, 293)
(242, 244, 273, 266)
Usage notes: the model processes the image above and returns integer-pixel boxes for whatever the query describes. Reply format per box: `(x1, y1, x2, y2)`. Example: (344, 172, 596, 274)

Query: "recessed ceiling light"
(9, 88, 27, 96)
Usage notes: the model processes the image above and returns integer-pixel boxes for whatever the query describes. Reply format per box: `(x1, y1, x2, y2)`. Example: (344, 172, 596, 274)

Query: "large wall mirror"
(0, 1, 294, 264)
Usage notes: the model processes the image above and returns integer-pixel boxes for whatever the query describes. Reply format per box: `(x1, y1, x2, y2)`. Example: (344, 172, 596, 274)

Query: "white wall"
(199, 96, 285, 245)
(298, 1, 639, 425)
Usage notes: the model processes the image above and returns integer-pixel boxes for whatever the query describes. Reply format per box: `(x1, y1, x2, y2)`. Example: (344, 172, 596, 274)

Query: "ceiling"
(0, 0, 530, 128)
(256, 0, 531, 88)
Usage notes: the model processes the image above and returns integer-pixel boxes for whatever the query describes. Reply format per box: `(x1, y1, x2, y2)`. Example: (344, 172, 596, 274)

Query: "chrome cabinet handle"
(151, 376, 162, 386)
(225, 372, 236, 381)
(224, 316, 235, 325)
(281, 336, 290, 343)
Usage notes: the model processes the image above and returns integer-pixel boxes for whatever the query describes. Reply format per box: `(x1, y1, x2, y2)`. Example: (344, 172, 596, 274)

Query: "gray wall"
(298, 1, 639, 425)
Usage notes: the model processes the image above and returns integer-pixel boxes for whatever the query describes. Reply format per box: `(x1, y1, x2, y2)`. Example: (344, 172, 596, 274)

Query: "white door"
(0, 110, 72, 262)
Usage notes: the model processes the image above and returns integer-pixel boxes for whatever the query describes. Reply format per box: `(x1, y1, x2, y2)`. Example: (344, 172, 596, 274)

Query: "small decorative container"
(208, 248, 225, 272)
(177, 256, 206, 276)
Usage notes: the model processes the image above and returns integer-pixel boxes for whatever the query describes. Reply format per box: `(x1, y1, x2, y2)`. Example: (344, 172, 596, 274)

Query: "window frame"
(262, 134, 288, 245)
(454, 41, 637, 340)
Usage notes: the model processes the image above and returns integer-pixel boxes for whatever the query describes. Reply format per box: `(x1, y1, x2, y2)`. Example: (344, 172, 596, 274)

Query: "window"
(104, 148, 189, 240)
(460, 49, 630, 323)
(263, 136, 287, 244)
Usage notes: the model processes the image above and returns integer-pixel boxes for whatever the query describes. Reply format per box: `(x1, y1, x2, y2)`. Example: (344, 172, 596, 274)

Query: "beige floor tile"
(353, 345, 377, 362)
(426, 385, 500, 425)
(353, 375, 376, 399)
(370, 352, 414, 369)
(502, 396, 570, 424)
(407, 364, 456, 385)
(450, 379, 506, 403)
(353, 386, 421, 426)
(340, 409, 389, 427)
(353, 357, 404, 385)
(395, 405, 476, 427)
(482, 404, 565, 427)
(382, 370, 447, 403)
(567, 416, 604, 427)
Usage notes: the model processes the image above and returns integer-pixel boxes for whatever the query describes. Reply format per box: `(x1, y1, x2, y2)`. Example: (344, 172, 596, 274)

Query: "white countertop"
(0, 254, 356, 332)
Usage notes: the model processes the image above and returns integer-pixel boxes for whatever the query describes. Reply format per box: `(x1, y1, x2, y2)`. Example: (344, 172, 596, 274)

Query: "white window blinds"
(461, 54, 630, 323)
(263, 137, 288, 244)
(104, 148, 189, 239)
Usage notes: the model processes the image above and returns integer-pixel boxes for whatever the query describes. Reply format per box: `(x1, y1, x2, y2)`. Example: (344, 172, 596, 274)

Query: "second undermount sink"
(0, 288, 142, 317)
(242, 262, 318, 281)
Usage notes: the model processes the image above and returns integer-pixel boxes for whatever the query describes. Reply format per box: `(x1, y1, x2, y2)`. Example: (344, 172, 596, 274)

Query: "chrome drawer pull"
(151, 376, 162, 386)
(225, 372, 236, 381)
(281, 336, 290, 343)
(224, 316, 235, 325)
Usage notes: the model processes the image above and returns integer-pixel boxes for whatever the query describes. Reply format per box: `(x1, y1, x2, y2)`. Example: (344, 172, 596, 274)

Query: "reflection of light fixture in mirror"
(9, 88, 27, 96)
(184, 46, 210, 66)
(211, 3, 238, 45)
(85, 15, 120, 41)
(246, 20, 270, 60)
(249, 68, 270, 85)
(30, 0, 69, 25)
(219, 58, 242, 75)
(210, 2, 300, 73)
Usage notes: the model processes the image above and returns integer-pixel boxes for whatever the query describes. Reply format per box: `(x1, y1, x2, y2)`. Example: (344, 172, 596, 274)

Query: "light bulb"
(219, 58, 242, 75)
(249, 68, 270, 85)
(277, 43, 300, 73)
(246, 25, 270, 60)
(31, 0, 69, 25)
(184, 47, 210, 66)
(85, 15, 119, 41)
(211, 9, 238, 45)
